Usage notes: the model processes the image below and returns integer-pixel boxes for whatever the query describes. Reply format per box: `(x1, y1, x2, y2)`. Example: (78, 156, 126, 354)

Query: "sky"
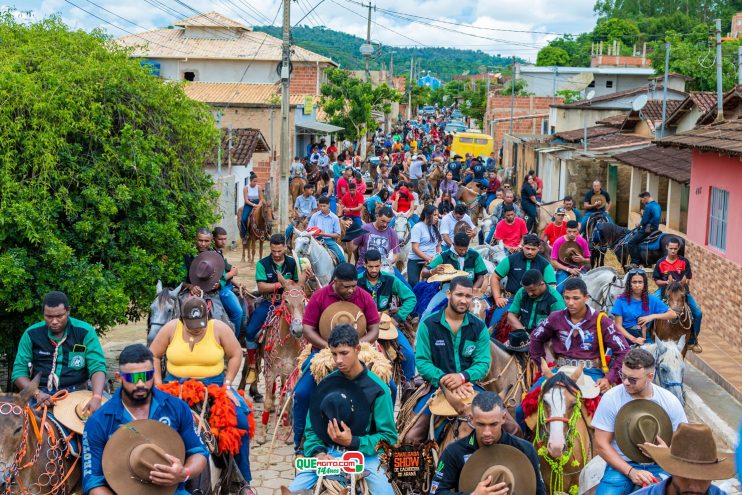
(16, 0, 599, 61)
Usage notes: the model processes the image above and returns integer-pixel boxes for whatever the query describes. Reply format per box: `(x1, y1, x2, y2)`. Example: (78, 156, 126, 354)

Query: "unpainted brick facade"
(485, 95, 561, 150)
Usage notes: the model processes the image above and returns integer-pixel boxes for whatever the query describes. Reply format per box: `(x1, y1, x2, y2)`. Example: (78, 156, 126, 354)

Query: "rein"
(595, 277, 623, 311)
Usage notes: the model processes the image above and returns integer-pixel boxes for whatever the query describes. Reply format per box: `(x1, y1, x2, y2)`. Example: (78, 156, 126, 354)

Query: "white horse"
(473, 242, 507, 267)
(293, 230, 336, 287)
(644, 336, 686, 405)
(581, 266, 626, 313)
(392, 213, 411, 275)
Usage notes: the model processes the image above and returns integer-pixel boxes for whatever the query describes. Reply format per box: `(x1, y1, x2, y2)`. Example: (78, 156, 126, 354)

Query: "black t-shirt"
(584, 189, 611, 211)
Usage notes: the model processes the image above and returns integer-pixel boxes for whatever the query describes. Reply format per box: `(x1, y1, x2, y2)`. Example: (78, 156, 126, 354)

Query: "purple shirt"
(530, 307, 629, 384)
(551, 235, 590, 267)
(352, 223, 400, 267)
(303, 283, 381, 330)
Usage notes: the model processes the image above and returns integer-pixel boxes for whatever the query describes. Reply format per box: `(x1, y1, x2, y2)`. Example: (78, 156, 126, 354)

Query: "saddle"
(640, 230, 663, 250)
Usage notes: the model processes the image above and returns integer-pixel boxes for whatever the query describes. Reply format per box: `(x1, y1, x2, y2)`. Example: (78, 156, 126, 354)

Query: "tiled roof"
(595, 113, 629, 127)
(115, 26, 334, 64)
(552, 86, 660, 109)
(641, 99, 682, 123)
(696, 85, 742, 125)
(555, 125, 617, 142)
(613, 145, 691, 184)
(665, 91, 716, 126)
(183, 82, 318, 106)
(206, 128, 270, 167)
(656, 118, 742, 157)
(586, 133, 651, 150)
(174, 11, 249, 29)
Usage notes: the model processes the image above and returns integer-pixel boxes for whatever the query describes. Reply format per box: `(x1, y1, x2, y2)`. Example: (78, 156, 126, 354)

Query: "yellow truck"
(450, 131, 494, 158)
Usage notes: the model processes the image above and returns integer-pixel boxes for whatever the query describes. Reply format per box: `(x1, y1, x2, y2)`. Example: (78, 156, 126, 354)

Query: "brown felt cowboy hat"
(589, 194, 607, 208)
(53, 390, 109, 434)
(641, 423, 735, 481)
(427, 264, 469, 283)
(378, 312, 398, 340)
(615, 399, 673, 463)
(102, 419, 186, 495)
(318, 301, 367, 341)
(557, 240, 590, 267)
(188, 251, 225, 292)
(429, 389, 479, 417)
(459, 444, 537, 494)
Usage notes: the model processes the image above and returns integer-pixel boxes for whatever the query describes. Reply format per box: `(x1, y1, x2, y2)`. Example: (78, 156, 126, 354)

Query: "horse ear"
(676, 334, 686, 352)
(540, 358, 554, 379)
(656, 338, 667, 354)
(570, 363, 584, 381)
(276, 270, 287, 288)
(170, 284, 183, 298)
(18, 374, 41, 405)
(298, 269, 307, 287)
(156, 280, 163, 294)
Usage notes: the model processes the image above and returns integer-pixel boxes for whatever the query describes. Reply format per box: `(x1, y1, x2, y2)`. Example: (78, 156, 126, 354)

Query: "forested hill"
(253, 25, 518, 80)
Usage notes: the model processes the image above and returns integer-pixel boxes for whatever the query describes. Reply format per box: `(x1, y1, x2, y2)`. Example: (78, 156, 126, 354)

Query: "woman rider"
(240, 172, 262, 239)
(150, 298, 254, 494)
(611, 269, 677, 345)
(439, 170, 459, 200)
(408, 205, 442, 286)
(520, 174, 540, 233)
(317, 171, 337, 213)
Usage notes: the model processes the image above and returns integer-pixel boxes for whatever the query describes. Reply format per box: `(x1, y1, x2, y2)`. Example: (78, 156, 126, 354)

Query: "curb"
(684, 385, 739, 449)
(687, 351, 742, 405)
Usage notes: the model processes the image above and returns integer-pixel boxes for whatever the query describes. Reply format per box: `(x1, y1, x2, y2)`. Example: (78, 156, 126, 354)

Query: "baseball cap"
(182, 298, 208, 330)
(555, 207, 567, 215)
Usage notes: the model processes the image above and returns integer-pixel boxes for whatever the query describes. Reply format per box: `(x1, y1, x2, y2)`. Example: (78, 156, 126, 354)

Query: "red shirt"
(337, 177, 350, 198)
(534, 176, 544, 193)
(543, 222, 567, 245)
(494, 218, 528, 248)
(303, 283, 381, 330)
(392, 188, 413, 212)
(327, 145, 337, 156)
(341, 192, 364, 217)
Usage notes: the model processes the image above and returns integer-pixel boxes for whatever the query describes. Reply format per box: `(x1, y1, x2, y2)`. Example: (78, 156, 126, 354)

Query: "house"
(417, 73, 443, 90)
(656, 118, 742, 359)
(664, 92, 716, 133)
(516, 64, 656, 98)
(485, 95, 558, 153)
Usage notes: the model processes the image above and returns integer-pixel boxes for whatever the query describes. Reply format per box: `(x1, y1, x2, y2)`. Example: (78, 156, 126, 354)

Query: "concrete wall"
(674, 106, 706, 133)
(551, 107, 626, 134)
(519, 71, 652, 98)
(210, 173, 240, 246)
(687, 151, 742, 265)
(156, 59, 277, 83)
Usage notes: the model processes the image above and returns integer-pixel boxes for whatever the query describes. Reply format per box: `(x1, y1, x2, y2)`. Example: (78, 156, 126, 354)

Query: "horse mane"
(665, 280, 686, 297)
(542, 372, 580, 397)
(156, 287, 173, 310)
(584, 266, 619, 278)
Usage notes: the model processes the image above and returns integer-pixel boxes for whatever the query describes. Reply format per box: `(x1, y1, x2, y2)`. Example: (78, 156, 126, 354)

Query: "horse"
(473, 242, 508, 268)
(581, 266, 626, 313)
(293, 230, 336, 287)
(0, 375, 82, 495)
(643, 336, 686, 406)
(427, 160, 444, 197)
(533, 363, 592, 495)
(290, 177, 306, 209)
(537, 200, 566, 235)
(590, 223, 685, 271)
(457, 183, 485, 224)
(653, 281, 693, 357)
(239, 200, 274, 263)
(253, 271, 308, 444)
(392, 213, 411, 275)
(147, 280, 182, 345)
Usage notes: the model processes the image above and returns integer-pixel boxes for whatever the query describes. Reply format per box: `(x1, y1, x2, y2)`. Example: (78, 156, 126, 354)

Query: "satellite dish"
(586, 90, 596, 101)
(632, 94, 648, 112)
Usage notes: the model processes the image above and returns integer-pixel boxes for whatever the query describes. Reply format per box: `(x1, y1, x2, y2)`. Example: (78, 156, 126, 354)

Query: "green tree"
(498, 79, 532, 96)
(539, 33, 592, 67)
(0, 14, 220, 356)
(320, 68, 402, 140)
(591, 18, 641, 50)
(536, 46, 571, 66)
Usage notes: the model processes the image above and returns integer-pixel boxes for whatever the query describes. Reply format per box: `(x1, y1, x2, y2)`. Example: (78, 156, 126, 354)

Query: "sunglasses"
(628, 268, 645, 276)
(618, 370, 643, 385)
(121, 370, 155, 384)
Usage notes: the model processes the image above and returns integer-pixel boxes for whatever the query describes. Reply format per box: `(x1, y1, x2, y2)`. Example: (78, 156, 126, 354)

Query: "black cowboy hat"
(503, 329, 530, 353)
(341, 222, 365, 242)
(309, 374, 371, 447)
(188, 251, 225, 292)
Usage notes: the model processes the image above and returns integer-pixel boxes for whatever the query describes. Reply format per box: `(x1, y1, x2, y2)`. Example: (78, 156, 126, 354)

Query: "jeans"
(245, 299, 272, 349)
(219, 283, 244, 339)
(289, 448, 394, 494)
(240, 203, 254, 238)
(329, 195, 337, 214)
(396, 330, 416, 381)
(522, 203, 538, 233)
(421, 283, 450, 320)
(485, 221, 497, 244)
(463, 176, 489, 189)
(627, 229, 651, 264)
(489, 297, 513, 331)
(407, 259, 426, 287)
(321, 238, 347, 263)
(166, 374, 252, 482)
(348, 216, 363, 230)
(581, 210, 613, 235)
(595, 463, 667, 495)
(486, 193, 498, 208)
(653, 289, 702, 339)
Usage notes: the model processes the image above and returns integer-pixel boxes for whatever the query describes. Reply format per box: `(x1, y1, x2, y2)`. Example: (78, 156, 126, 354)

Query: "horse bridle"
(655, 359, 683, 390)
(594, 277, 623, 311)
(541, 382, 579, 424)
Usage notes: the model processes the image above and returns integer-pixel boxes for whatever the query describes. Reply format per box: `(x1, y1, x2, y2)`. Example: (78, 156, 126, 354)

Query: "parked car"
(444, 120, 467, 134)
(421, 105, 437, 117)
(451, 109, 464, 119)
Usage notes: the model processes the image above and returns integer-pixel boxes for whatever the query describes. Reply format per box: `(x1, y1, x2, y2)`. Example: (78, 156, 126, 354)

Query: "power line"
(328, 0, 430, 47)
(297, 0, 325, 27)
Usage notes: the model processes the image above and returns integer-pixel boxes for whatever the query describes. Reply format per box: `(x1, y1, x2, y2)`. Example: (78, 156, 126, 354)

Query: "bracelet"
(459, 373, 467, 384)
(184, 467, 191, 482)
(627, 467, 634, 477)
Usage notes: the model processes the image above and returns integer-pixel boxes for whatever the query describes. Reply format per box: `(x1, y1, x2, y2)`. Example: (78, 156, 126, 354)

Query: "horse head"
(393, 213, 410, 240)
(277, 271, 308, 339)
(293, 230, 312, 258)
(664, 281, 687, 314)
(539, 359, 584, 459)
(645, 337, 686, 405)
(148, 281, 180, 343)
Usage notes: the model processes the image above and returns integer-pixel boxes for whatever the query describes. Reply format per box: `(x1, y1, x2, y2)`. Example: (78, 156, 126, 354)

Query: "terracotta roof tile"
(555, 125, 617, 142)
(641, 99, 682, 123)
(206, 128, 270, 167)
(174, 11, 249, 29)
(183, 82, 318, 106)
(586, 133, 651, 150)
(595, 113, 629, 127)
(656, 118, 742, 157)
(613, 145, 691, 183)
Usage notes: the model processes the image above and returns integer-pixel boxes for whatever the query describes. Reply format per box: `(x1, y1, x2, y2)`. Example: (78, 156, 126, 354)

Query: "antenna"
(586, 90, 596, 101)
(632, 94, 648, 112)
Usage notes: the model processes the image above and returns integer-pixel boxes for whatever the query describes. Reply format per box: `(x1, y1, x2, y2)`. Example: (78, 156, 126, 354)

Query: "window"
(606, 80, 613, 88)
(708, 187, 729, 251)
(459, 137, 474, 143)
(541, 119, 549, 134)
(474, 138, 489, 144)
(183, 71, 196, 81)
(588, 81, 595, 88)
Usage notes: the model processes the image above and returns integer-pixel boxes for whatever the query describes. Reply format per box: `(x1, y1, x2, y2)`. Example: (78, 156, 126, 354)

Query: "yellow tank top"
(166, 320, 225, 379)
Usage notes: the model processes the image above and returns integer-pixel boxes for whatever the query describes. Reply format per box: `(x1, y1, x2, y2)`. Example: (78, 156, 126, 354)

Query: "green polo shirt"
(508, 286, 566, 330)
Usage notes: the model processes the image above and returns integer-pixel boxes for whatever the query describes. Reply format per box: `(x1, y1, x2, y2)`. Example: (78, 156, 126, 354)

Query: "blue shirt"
(641, 200, 662, 230)
(308, 210, 341, 237)
(82, 388, 209, 495)
(632, 477, 728, 495)
(294, 194, 317, 217)
(611, 294, 669, 329)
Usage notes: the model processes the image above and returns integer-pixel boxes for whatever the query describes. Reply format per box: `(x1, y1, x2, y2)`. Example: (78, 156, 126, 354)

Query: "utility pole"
(407, 57, 414, 120)
(659, 42, 670, 139)
(279, 0, 291, 230)
(389, 51, 395, 85)
(228, 124, 233, 174)
(715, 18, 723, 122)
(509, 56, 516, 135)
(216, 111, 222, 176)
(551, 66, 558, 104)
(364, 3, 373, 82)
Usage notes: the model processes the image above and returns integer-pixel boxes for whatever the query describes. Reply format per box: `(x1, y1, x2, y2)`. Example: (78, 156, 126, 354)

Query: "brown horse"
(238, 200, 274, 263)
(289, 177, 306, 212)
(653, 281, 693, 357)
(534, 362, 592, 495)
(537, 200, 566, 235)
(253, 272, 308, 445)
(0, 376, 82, 495)
(427, 160, 444, 198)
(457, 183, 485, 224)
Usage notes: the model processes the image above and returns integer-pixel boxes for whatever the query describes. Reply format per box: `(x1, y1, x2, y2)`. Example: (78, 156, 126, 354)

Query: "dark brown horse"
(653, 281, 693, 357)
(238, 200, 274, 263)
(457, 183, 485, 224)
(589, 223, 685, 271)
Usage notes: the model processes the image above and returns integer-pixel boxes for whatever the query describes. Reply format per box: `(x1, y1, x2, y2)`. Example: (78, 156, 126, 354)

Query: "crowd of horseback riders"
(2, 114, 724, 495)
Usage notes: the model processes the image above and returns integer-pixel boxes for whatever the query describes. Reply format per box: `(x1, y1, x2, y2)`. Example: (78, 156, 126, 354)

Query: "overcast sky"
(17, 0, 599, 61)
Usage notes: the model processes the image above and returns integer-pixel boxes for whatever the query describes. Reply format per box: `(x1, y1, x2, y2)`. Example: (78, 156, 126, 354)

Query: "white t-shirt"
(410, 221, 440, 260)
(591, 384, 687, 462)
(409, 159, 424, 179)
(439, 212, 475, 246)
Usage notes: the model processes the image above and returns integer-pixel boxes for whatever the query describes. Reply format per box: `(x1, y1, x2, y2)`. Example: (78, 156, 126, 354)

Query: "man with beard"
(82, 344, 209, 495)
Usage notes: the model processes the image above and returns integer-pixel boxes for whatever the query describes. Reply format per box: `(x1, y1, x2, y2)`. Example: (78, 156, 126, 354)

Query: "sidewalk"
(688, 330, 742, 405)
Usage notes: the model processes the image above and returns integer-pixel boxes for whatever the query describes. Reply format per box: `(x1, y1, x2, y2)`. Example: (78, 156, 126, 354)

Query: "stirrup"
(246, 367, 257, 384)
(689, 342, 703, 353)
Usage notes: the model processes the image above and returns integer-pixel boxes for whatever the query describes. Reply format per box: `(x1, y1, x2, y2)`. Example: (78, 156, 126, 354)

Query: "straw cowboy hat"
(429, 389, 479, 417)
(557, 240, 590, 267)
(615, 399, 673, 463)
(428, 264, 469, 283)
(102, 419, 186, 495)
(589, 194, 607, 208)
(378, 312, 398, 340)
(188, 251, 225, 292)
(641, 423, 735, 481)
(309, 374, 371, 447)
(318, 301, 367, 340)
(53, 390, 109, 434)
(555, 366, 601, 399)
(459, 444, 537, 494)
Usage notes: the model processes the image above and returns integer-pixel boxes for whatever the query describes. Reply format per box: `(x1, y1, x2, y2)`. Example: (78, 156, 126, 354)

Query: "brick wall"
(290, 64, 319, 95)
(686, 241, 742, 350)
(486, 95, 561, 149)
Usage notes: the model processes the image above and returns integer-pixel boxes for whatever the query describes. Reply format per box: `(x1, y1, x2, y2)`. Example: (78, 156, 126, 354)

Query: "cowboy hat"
(589, 194, 607, 208)
(341, 222, 365, 242)
(102, 419, 186, 495)
(615, 399, 673, 463)
(429, 389, 478, 417)
(501, 329, 530, 353)
(459, 444, 537, 494)
(557, 240, 590, 267)
(428, 264, 469, 283)
(554, 366, 600, 399)
(641, 423, 735, 481)
(188, 251, 225, 292)
(378, 313, 399, 340)
(318, 301, 368, 341)
(53, 390, 109, 434)
(308, 374, 371, 447)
